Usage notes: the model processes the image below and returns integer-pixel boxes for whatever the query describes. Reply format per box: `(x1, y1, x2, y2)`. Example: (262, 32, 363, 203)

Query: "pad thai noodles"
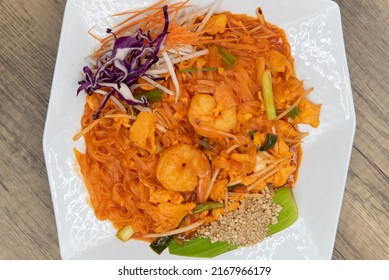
(74, 0, 321, 256)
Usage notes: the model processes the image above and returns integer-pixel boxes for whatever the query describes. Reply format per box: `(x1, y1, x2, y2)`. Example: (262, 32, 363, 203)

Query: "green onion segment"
(193, 202, 224, 214)
(150, 235, 174, 255)
(116, 225, 135, 242)
(259, 134, 278, 151)
(262, 69, 276, 120)
(287, 106, 301, 119)
(180, 67, 218, 73)
(217, 46, 238, 66)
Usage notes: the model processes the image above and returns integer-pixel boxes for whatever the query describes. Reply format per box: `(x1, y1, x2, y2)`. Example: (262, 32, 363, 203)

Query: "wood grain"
(0, 0, 65, 259)
(0, 0, 388, 259)
(333, 0, 389, 260)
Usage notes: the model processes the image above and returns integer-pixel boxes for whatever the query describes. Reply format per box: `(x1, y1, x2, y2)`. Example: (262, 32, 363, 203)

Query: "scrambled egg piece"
(129, 111, 157, 154)
(267, 50, 293, 78)
(228, 144, 257, 175)
(267, 164, 294, 187)
(253, 131, 266, 146)
(278, 136, 293, 159)
(151, 202, 196, 232)
(149, 188, 184, 205)
(292, 99, 321, 128)
(212, 208, 223, 220)
(273, 77, 304, 109)
(275, 120, 301, 138)
(250, 181, 267, 192)
(228, 201, 240, 212)
(210, 179, 228, 202)
(211, 156, 228, 170)
(203, 14, 228, 35)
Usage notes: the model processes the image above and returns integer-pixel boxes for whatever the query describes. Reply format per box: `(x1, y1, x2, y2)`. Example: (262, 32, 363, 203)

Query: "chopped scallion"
(179, 67, 218, 73)
(259, 134, 278, 151)
(217, 46, 237, 66)
(116, 225, 135, 242)
(150, 235, 174, 255)
(192, 202, 224, 213)
(287, 106, 301, 119)
(262, 69, 276, 120)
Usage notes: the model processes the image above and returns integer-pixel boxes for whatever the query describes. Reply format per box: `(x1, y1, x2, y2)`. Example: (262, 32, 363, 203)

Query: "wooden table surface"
(0, 0, 388, 260)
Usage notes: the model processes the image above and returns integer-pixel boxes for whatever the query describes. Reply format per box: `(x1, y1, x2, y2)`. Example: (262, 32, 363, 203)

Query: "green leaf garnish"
(287, 106, 301, 119)
(268, 186, 298, 235)
(259, 134, 278, 151)
(165, 187, 297, 258)
(169, 238, 237, 258)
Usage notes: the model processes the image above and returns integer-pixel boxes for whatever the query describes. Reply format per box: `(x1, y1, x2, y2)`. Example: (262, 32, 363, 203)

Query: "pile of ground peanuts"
(196, 187, 283, 246)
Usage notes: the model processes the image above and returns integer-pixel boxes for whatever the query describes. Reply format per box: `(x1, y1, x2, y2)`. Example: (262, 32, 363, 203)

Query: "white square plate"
(43, 0, 355, 259)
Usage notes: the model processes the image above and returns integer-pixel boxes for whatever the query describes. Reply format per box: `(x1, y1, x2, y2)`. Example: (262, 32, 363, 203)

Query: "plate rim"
(43, 0, 356, 260)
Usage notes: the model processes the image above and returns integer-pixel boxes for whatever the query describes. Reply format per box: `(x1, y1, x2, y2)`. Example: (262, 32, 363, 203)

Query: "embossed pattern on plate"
(43, 0, 355, 259)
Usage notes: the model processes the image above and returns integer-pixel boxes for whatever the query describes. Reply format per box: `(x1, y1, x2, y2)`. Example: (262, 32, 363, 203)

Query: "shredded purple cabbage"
(77, 5, 169, 118)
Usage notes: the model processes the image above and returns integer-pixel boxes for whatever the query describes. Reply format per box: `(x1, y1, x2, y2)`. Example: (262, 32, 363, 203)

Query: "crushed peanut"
(196, 187, 282, 247)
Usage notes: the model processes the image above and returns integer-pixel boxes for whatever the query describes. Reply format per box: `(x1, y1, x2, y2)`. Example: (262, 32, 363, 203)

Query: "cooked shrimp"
(188, 83, 238, 139)
(156, 143, 211, 202)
